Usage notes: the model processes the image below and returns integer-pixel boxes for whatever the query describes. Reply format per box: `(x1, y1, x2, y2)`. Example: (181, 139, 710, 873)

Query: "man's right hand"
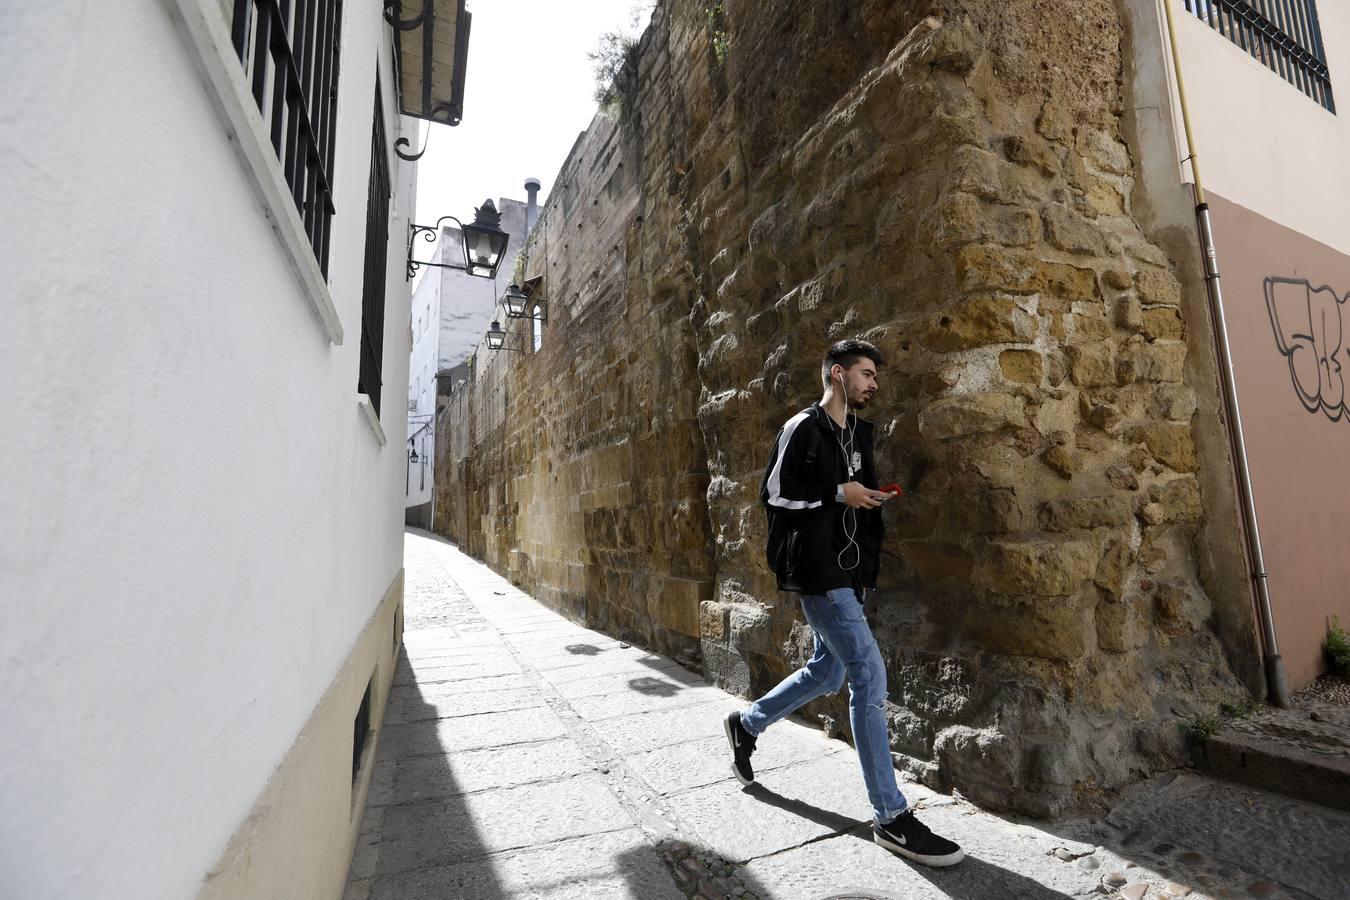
(841, 482, 891, 508)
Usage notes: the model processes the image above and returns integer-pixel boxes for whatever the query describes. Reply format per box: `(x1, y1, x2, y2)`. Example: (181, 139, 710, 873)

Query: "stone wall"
(435, 0, 1261, 816)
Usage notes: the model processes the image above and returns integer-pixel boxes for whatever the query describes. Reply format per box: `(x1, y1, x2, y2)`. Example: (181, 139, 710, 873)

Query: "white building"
(0, 1, 472, 896)
(405, 187, 536, 526)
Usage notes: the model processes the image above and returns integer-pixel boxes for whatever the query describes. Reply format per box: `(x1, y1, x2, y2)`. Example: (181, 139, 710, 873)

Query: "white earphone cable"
(834, 372, 861, 571)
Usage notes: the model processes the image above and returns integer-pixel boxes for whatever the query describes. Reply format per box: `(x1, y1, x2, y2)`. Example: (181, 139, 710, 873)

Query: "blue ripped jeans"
(740, 587, 908, 824)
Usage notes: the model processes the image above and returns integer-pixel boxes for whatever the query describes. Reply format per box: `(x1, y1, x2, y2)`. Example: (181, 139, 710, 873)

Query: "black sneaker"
(724, 710, 757, 785)
(873, 810, 965, 867)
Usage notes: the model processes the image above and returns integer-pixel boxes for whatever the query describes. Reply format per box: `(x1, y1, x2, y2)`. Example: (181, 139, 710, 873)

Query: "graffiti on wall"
(1266, 277, 1350, 422)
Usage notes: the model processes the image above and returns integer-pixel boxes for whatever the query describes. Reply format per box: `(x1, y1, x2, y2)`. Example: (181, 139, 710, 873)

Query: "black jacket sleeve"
(760, 412, 838, 514)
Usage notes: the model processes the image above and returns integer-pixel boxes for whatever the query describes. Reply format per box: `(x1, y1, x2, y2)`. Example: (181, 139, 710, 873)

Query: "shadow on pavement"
(344, 645, 509, 900)
(904, 855, 1075, 900)
(741, 783, 872, 839)
(628, 675, 686, 697)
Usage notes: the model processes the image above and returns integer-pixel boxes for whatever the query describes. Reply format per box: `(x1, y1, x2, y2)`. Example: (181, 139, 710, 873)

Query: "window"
(231, 0, 344, 274)
(358, 77, 392, 415)
(352, 675, 373, 783)
(532, 311, 544, 352)
(1183, 0, 1335, 112)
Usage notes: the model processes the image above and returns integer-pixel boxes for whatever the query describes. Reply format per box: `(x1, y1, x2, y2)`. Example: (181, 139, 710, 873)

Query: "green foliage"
(707, 2, 730, 65)
(1219, 695, 1261, 720)
(588, 2, 652, 114)
(1183, 714, 1221, 740)
(1328, 616, 1350, 676)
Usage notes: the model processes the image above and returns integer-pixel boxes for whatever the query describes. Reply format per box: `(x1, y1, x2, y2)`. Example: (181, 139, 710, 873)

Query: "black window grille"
(231, 0, 344, 275)
(1183, 0, 1335, 113)
(358, 79, 392, 416)
(352, 676, 372, 782)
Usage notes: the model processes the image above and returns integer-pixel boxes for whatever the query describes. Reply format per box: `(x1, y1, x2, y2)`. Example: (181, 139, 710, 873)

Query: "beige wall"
(199, 573, 403, 900)
(1205, 194, 1350, 688)
(1171, 0, 1349, 256)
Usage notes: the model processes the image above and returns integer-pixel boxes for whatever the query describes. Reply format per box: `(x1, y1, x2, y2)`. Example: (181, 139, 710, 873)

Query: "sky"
(408, 0, 653, 239)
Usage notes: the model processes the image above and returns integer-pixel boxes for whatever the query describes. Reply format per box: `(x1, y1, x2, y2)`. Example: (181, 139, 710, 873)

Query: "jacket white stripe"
(765, 411, 823, 510)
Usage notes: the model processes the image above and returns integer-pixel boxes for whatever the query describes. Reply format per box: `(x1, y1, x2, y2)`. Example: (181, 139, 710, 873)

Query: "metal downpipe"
(1159, 0, 1290, 707)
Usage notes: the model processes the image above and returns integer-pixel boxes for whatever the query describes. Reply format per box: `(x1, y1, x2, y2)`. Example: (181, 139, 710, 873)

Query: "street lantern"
(485, 319, 507, 350)
(503, 283, 529, 318)
(459, 200, 510, 278)
(405, 199, 511, 280)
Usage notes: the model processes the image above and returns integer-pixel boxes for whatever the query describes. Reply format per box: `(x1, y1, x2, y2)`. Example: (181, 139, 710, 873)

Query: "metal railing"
(231, 0, 343, 275)
(358, 81, 393, 416)
(1183, 0, 1335, 112)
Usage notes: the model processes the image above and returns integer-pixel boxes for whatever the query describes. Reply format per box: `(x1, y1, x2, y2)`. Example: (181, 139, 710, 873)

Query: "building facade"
(1143, 0, 1350, 690)
(404, 192, 534, 527)
(0, 0, 468, 896)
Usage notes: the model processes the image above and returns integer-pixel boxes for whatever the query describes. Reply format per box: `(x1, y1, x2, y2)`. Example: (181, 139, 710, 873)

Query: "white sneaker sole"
(723, 714, 753, 786)
(873, 830, 966, 867)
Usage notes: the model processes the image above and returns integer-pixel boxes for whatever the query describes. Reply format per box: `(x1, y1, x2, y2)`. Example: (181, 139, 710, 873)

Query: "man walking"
(724, 339, 965, 867)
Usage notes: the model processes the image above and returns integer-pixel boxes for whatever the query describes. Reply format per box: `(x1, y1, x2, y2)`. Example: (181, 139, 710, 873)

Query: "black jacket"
(760, 403, 884, 594)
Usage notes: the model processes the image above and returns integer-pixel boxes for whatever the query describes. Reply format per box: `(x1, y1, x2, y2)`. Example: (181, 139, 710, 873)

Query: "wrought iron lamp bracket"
(383, 1, 431, 31)
(406, 216, 466, 280)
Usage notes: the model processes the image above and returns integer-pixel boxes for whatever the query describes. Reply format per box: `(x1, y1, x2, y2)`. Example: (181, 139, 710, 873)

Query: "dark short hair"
(821, 339, 884, 388)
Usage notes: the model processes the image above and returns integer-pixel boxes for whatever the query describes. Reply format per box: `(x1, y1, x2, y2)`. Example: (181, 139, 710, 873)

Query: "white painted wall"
(407, 268, 440, 508)
(0, 2, 413, 898)
(1170, 0, 1349, 255)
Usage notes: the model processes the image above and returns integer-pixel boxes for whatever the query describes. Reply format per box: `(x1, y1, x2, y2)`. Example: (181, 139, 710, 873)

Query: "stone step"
(1201, 703, 1350, 813)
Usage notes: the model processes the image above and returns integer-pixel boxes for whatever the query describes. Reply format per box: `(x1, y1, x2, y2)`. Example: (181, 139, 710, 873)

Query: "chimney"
(524, 177, 541, 234)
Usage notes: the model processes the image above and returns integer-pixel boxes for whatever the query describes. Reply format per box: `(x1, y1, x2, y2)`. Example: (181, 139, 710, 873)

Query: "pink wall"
(1208, 192, 1350, 689)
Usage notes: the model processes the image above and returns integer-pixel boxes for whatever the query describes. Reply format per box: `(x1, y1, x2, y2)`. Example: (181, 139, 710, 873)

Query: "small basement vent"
(352, 675, 373, 783)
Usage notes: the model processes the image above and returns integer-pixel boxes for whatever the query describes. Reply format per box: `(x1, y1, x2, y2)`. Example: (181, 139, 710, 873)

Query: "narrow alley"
(343, 532, 1349, 900)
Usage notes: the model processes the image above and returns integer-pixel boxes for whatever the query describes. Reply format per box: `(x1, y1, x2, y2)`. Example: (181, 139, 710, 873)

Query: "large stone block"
(902, 541, 975, 584)
(999, 349, 1042, 384)
(1097, 595, 1148, 652)
(956, 245, 1097, 300)
(963, 597, 1091, 660)
(1042, 203, 1105, 255)
(919, 393, 1027, 439)
(1039, 495, 1133, 532)
(1116, 341, 1186, 384)
(1067, 343, 1115, 387)
(920, 296, 1035, 351)
(655, 576, 713, 639)
(1148, 476, 1203, 523)
(1127, 424, 1198, 473)
(975, 539, 1096, 596)
(1135, 267, 1182, 306)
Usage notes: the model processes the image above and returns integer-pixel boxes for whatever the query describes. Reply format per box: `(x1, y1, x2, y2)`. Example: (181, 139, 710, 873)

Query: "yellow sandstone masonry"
(434, 0, 1253, 816)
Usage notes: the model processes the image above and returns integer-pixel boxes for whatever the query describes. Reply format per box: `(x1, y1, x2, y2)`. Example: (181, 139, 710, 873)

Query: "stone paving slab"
(344, 828, 684, 900)
(566, 680, 726, 723)
(543, 665, 698, 701)
(352, 532, 1350, 900)
(394, 658, 524, 686)
(378, 706, 567, 759)
(663, 756, 876, 863)
(366, 738, 594, 807)
(383, 685, 543, 726)
(519, 652, 646, 676)
(589, 698, 742, 756)
(624, 728, 849, 797)
(403, 643, 513, 664)
(366, 772, 636, 878)
(387, 672, 535, 701)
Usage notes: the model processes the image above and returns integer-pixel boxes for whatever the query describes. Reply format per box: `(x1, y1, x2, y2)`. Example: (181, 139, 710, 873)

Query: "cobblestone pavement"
(343, 531, 1350, 899)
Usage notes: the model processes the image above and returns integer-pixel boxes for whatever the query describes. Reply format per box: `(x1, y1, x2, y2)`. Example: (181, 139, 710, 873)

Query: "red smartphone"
(878, 483, 903, 498)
